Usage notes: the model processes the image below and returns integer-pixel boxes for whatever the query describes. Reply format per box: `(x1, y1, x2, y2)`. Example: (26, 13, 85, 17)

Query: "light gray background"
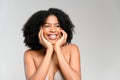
(0, 0, 120, 80)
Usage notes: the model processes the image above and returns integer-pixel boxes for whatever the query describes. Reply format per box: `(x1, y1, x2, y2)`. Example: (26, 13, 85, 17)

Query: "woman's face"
(42, 15, 62, 44)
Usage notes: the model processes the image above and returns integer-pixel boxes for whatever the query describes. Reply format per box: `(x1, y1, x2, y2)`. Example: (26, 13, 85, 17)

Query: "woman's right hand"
(38, 28, 53, 50)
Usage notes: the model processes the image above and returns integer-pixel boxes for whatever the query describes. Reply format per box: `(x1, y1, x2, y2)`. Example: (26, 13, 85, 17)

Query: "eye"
(55, 24, 60, 27)
(44, 24, 50, 27)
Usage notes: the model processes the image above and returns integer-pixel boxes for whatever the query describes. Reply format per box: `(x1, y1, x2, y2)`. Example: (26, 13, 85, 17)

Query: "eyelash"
(56, 25, 60, 27)
(44, 25, 50, 27)
(44, 25, 60, 27)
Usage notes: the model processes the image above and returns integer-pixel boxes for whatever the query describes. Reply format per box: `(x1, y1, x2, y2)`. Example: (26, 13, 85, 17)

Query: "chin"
(48, 40, 57, 45)
(50, 41, 57, 45)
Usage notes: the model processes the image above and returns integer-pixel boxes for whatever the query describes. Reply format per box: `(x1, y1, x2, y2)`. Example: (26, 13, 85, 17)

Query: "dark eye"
(44, 24, 50, 27)
(55, 24, 60, 27)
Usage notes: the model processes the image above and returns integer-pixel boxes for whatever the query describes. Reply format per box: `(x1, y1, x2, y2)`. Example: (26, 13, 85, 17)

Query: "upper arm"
(70, 44, 81, 75)
(24, 50, 36, 80)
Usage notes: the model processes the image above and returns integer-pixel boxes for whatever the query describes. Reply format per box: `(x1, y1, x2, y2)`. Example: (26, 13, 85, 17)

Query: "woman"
(22, 8, 81, 80)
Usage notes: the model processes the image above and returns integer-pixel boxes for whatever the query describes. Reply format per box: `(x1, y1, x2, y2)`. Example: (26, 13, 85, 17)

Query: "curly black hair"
(22, 8, 75, 50)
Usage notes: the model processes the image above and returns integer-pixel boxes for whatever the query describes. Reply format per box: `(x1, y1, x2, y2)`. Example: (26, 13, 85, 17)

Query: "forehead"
(45, 15, 58, 22)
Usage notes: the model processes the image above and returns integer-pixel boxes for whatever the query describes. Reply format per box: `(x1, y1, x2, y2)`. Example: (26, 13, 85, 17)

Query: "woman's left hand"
(54, 30, 67, 49)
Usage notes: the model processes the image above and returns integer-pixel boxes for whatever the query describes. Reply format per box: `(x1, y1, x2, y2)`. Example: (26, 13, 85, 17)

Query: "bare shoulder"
(24, 49, 34, 61)
(67, 43, 80, 55)
(24, 49, 44, 69)
(24, 49, 35, 57)
(67, 43, 80, 51)
(68, 43, 79, 48)
(24, 49, 42, 60)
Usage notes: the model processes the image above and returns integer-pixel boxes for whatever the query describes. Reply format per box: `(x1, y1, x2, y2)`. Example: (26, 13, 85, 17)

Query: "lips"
(47, 34, 57, 40)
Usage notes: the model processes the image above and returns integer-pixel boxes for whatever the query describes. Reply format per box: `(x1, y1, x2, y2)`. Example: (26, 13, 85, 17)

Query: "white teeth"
(48, 34, 57, 39)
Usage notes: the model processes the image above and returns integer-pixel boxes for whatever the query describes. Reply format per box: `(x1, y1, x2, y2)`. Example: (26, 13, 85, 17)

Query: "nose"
(50, 26, 56, 32)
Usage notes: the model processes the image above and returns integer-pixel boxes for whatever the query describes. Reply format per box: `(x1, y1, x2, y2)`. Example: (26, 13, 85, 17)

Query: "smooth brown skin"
(24, 15, 81, 80)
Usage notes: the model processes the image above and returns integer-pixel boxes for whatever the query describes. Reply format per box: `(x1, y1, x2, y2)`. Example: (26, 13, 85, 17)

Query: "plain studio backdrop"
(0, 0, 120, 80)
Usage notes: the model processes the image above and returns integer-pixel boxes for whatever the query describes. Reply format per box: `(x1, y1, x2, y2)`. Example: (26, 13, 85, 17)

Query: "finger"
(41, 29, 45, 40)
(39, 31, 42, 43)
(39, 28, 43, 43)
(38, 28, 42, 38)
(61, 30, 66, 35)
(61, 30, 67, 39)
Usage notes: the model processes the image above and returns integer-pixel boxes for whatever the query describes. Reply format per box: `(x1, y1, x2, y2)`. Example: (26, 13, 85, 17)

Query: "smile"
(47, 34, 57, 40)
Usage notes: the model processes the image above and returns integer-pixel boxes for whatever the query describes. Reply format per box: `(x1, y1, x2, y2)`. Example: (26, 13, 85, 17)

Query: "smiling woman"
(41, 15, 62, 44)
(22, 8, 81, 80)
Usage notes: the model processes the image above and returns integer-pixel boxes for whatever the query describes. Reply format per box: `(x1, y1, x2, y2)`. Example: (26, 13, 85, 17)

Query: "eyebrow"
(44, 23, 60, 25)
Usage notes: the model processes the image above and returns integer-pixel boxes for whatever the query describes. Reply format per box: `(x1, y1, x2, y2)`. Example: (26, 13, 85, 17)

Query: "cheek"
(42, 29, 48, 38)
(57, 31, 61, 37)
(43, 28, 49, 34)
(57, 28, 62, 33)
